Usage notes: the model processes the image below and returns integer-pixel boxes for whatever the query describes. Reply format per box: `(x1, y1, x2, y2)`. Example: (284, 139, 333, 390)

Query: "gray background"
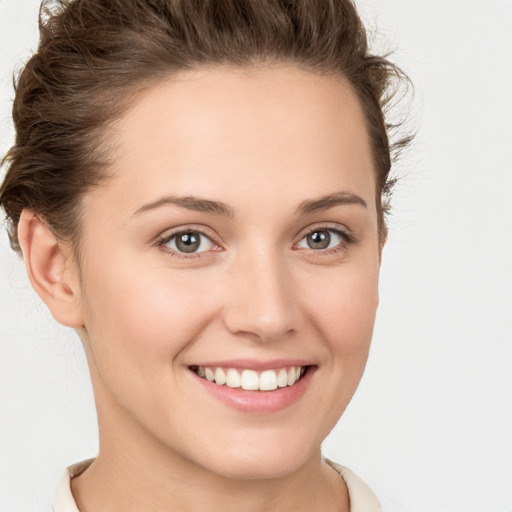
(1, 0, 511, 510)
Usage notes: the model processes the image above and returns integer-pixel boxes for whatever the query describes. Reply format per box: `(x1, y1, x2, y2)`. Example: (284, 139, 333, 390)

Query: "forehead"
(89, 65, 376, 217)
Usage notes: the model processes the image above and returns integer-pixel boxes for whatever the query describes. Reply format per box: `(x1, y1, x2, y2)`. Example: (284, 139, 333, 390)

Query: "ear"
(17, 210, 84, 328)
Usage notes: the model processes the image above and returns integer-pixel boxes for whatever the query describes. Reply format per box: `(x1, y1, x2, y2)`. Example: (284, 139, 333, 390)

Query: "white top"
(53, 458, 382, 512)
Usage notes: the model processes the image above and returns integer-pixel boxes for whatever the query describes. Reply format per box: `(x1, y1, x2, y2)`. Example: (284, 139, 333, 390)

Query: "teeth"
(277, 368, 288, 388)
(226, 368, 241, 388)
(214, 368, 226, 385)
(259, 370, 278, 391)
(241, 370, 259, 390)
(205, 368, 215, 382)
(193, 365, 307, 391)
(287, 367, 297, 386)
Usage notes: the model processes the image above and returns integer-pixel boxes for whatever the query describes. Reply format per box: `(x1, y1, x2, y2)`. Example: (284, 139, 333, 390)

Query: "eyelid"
(156, 224, 221, 243)
(155, 225, 223, 258)
(153, 222, 356, 259)
(292, 223, 357, 259)
(294, 222, 356, 245)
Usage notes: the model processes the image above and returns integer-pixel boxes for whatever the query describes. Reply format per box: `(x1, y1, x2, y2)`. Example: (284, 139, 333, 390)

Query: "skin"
(19, 65, 382, 511)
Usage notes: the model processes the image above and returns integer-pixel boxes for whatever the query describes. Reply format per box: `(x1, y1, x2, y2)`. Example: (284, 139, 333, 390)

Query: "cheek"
(287, 257, 380, 441)
(302, 259, 380, 355)
(79, 259, 225, 433)
(80, 255, 220, 375)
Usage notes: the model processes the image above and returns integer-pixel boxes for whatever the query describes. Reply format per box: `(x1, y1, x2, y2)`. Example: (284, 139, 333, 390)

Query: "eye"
(296, 228, 348, 251)
(160, 230, 215, 254)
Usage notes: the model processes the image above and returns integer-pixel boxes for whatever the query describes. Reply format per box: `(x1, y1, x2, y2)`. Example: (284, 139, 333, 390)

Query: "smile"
(190, 365, 307, 391)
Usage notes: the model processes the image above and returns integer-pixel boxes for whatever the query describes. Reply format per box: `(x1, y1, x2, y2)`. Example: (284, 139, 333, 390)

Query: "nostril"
(222, 269, 300, 341)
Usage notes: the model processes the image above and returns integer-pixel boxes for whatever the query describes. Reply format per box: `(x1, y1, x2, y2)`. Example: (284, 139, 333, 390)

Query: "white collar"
(52, 458, 94, 512)
(53, 458, 382, 512)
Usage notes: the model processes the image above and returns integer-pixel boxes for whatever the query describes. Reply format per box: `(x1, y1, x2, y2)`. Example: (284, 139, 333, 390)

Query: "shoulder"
(325, 458, 383, 512)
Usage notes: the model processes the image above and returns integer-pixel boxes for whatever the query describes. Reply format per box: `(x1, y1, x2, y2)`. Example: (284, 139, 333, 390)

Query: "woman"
(0, 0, 411, 510)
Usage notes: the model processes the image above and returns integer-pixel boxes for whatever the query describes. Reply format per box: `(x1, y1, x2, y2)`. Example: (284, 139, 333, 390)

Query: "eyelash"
(294, 224, 356, 257)
(156, 227, 218, 260)
(156, 224, 356, 260)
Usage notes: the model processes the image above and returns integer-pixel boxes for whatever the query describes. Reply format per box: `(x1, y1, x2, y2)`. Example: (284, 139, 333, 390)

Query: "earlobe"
(17, 210, 84, 328)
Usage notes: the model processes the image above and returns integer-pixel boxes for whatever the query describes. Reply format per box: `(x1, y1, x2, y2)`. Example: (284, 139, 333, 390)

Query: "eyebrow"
(132, 195, 235, 218)
(132, 190, 367, 218)
(296, 191, 367, 215)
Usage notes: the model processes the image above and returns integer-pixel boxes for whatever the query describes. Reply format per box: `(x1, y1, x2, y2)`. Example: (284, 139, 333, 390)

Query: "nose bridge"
(223, 243, 299, 341)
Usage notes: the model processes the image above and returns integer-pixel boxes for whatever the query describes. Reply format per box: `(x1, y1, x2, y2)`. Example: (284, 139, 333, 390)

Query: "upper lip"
(188, 359, 315, 371)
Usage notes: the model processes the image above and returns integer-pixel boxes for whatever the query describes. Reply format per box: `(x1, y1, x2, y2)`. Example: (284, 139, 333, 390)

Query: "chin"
(210, 456, 307, 481)
(191, 432, 317, 481)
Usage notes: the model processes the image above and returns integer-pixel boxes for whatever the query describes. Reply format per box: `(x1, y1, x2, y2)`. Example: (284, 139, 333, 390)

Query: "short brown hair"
(0, 0, 412, 253)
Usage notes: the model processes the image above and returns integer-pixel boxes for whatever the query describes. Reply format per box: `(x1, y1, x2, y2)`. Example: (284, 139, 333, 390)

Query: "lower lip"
(191, 367, 316, 413)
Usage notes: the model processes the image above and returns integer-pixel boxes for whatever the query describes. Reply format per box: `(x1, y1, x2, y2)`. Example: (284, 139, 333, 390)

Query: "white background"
(1, 0, 511, 510)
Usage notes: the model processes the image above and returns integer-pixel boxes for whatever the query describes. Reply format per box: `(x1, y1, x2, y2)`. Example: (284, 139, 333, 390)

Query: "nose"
(222, 249, 300, 343)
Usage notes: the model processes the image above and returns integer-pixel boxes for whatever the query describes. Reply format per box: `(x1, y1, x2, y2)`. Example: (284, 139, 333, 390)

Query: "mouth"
(189, 365, 311, 392)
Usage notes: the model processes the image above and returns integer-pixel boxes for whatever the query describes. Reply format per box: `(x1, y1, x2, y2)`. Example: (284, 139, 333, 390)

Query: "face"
(75, 65, 381, 480)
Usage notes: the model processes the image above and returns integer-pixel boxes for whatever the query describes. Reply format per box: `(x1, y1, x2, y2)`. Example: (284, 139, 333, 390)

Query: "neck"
(71, 421, 348, 512)
(71, 367, 349, 512)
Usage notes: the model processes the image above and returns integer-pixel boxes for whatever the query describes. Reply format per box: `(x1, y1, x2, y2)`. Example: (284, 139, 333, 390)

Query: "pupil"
(176, 232, 200, 253)
(308, 230, 330, 250)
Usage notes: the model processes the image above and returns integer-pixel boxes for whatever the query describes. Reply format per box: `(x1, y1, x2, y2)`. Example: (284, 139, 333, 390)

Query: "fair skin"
(19, 65, 382, 511)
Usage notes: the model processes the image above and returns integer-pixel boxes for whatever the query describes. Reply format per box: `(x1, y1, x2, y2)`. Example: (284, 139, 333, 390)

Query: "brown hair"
(0, 0, 411, 253)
